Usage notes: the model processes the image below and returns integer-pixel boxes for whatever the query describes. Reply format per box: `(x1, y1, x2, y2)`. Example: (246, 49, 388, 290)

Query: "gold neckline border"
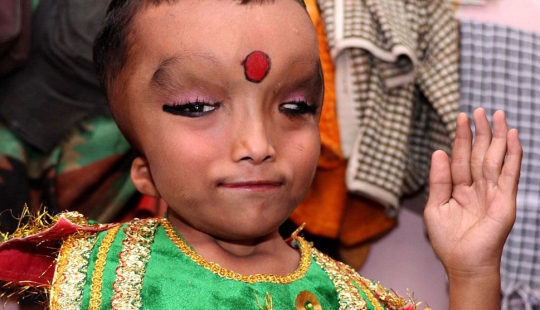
(160, 218, 311, 284)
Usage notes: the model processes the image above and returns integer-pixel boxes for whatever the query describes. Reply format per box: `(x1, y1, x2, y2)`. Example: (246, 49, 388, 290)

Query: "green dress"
(1, 213, 415, 310)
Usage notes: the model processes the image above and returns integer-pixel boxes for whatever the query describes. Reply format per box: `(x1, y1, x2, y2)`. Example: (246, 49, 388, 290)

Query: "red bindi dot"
(242, 51, 271, 83)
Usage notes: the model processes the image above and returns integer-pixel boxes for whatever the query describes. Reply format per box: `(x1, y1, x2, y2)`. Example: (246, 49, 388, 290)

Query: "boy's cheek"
(282, 132, 320, 168)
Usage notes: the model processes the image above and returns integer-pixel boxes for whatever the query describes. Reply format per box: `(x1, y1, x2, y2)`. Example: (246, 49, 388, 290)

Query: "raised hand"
(424, 108, 522, 309)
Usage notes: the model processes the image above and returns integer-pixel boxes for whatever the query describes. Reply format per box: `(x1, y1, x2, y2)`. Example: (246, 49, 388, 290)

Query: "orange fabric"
(291, 0, 396, 244)
(339, 194, 397, 246)
(306, 0, 342, 167)
(290, 164, 347, 239)
(289, 0, 347, 239)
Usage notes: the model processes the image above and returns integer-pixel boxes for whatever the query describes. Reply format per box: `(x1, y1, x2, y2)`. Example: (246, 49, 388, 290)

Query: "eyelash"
(162, 99, 319, 117)
(279, 100, 319, 116)
(163, 100, 222, 117)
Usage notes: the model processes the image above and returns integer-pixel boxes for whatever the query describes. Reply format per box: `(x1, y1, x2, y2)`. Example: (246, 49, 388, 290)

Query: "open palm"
(425, 108, 522, 276)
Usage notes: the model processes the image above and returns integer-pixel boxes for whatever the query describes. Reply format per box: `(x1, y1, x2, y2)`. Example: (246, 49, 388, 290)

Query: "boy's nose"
(230, 117, 276, 164)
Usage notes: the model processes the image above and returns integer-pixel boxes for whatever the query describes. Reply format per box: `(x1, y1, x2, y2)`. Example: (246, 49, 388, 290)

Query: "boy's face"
(119, 0, 322, 240)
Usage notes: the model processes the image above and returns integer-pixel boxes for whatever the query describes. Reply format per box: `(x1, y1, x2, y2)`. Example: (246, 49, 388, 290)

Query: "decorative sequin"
(111, 219, 158, 310)
(160, 219, 311, 284)
(89, 225, 121, 310)
(50, 231, 98, 310)
(295, 291, 321, 310)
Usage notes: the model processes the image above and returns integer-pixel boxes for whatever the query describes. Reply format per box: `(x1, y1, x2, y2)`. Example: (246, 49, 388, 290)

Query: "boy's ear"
(131, 156, 161, 198)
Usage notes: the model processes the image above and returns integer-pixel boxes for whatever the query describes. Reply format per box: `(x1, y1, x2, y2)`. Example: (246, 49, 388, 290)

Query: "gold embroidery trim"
(356, 276, 409, 309)
(160, 218, 311, 284)
(311, 248, 367, 310)
(50, 232, 98, 310)
(312, 248, 409, 310)
(89, 225, 121, 310)
(347, 269, 383, 310)
(111, 218, 158, 310)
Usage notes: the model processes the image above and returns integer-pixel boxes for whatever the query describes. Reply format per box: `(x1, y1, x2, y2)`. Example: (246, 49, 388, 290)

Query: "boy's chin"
(166, 206, 293, 242)
(208, 222, 285, 242)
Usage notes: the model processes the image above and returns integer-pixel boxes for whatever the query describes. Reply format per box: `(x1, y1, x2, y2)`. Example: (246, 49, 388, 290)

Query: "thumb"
(426, 150, 452, 209)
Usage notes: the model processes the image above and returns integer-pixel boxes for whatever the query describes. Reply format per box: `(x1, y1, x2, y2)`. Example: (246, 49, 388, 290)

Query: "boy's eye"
(279, 101, 318, 116)
(163, 101, 221, 117)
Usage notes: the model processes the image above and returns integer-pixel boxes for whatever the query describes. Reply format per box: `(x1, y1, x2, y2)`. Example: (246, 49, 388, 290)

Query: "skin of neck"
(167, 208, 301, 276)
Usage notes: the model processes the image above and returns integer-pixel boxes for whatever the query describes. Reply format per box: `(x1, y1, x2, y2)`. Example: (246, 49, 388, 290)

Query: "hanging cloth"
(459, 20, 540, 310)
(318, 0, 460, 214)
(289, 0, 348, 239)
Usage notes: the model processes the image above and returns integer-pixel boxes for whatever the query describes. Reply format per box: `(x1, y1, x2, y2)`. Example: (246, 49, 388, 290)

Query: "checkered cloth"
(318, 0, 460, 213)
(459, 20, 540, 310)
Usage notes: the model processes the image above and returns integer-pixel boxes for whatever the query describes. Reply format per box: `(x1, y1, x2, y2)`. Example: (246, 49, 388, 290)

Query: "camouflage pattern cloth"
(0, 116, 137, 232)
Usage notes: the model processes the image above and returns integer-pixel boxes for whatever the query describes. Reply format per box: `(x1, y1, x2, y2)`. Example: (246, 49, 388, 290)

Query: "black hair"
(94, 0, 157, 95)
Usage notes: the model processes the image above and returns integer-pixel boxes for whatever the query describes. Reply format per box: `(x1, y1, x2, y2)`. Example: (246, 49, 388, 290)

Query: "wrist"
(443, 251, 502, 282)
(446, 266, 501, 310)
(446, 263, 501, 281)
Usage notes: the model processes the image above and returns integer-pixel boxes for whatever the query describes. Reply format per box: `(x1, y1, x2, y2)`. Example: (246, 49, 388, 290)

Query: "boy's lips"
(218, 180, 284, 191)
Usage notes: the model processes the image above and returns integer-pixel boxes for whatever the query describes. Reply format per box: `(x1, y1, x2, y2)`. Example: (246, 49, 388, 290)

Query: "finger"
(499, 128, 522, 197)
(483, 110, 509, 186)
(450, 112, 473, 186)
(470, 108, 493, 181)
(427, 150, 452, 208)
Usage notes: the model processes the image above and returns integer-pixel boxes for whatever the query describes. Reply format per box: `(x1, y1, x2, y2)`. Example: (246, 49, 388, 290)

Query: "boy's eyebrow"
(296, 60, 323, 96)
(150, 53, 220, 90)
(150, 54, 323, 97)
(285, 54, 323, 86)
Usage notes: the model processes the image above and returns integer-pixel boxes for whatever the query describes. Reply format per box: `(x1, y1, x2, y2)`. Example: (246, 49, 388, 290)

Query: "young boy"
(0, 0, 522, 309)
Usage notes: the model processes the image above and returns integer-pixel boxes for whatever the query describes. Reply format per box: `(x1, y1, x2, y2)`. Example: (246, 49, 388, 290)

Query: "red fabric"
(0, 217, 115, 286)
(0, 240, 59, 285)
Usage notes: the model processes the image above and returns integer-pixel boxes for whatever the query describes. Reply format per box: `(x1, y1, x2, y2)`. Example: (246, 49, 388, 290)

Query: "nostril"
(239, 154, 272, 163)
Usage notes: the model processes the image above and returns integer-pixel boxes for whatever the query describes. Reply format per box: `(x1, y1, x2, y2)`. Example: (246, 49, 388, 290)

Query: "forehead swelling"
(133, 0, 316, 54)
(109, 0, 319, 149)
(119, 0, 318, 87)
